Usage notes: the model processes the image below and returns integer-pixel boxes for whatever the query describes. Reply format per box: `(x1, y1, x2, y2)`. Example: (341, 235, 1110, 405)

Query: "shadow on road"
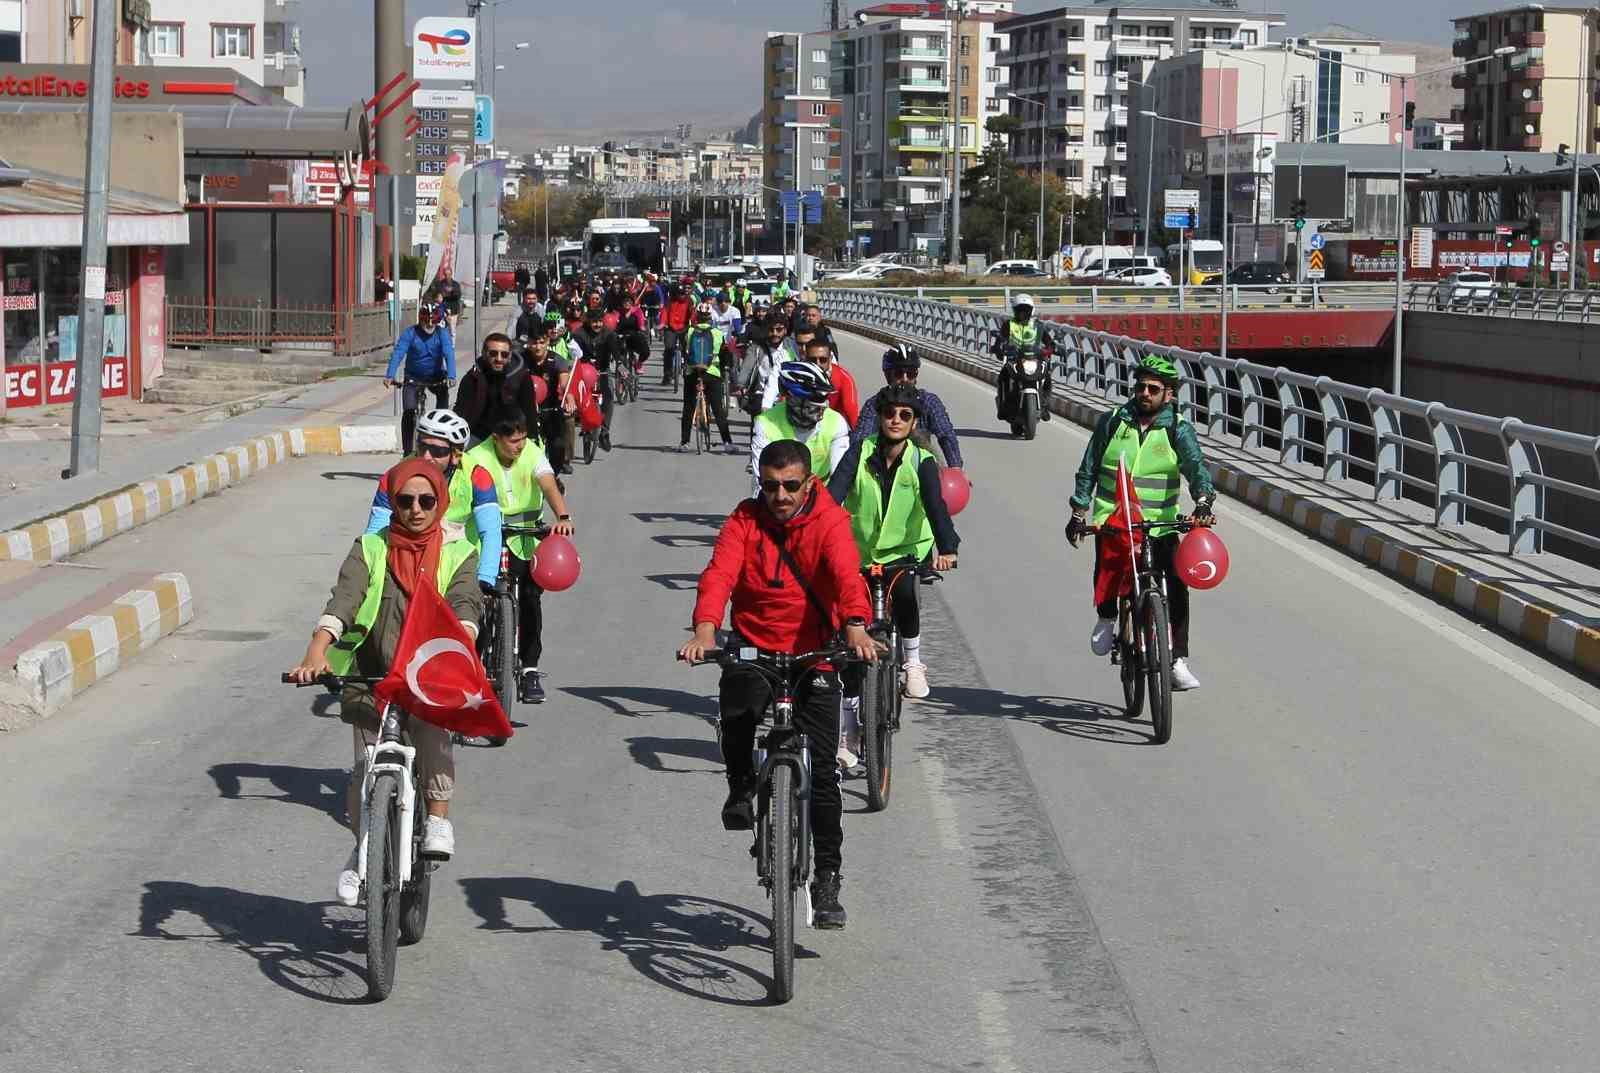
(643, 572, 702, 591)
(562, 685, 717, 723)
(318, 471, 386, 482)
(626, 734, 722, 774)
(650, 533, 717, 548)
(458, 876, 776, 1006)
(920, 686, 1153, 745)
(132, 881, 369, 1004)
(208, 762, 348, 823)
(632, 511, 728, 530)
(953, 426, 1020, 441)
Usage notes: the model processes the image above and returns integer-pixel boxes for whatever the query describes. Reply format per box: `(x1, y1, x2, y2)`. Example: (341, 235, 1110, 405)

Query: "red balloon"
(939, 467, 972, 516)
(1174, 527, 1230, 589)
(578, 398, 603, 432)
(533, 377, 549, 407)
(575, 361, 599, 392)
(531, 533, 582, 592)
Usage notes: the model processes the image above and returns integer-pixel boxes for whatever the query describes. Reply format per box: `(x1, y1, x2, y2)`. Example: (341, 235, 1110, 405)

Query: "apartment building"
(1451, 4, 1599, 153)
(762, 30, 841, 225)
(13, 0, 153, 64)
(142, 0, 302, 105)
(1413, 117, 1464, 151)
(830, 2, 1012, 254)
(997, 0, 1286, 206)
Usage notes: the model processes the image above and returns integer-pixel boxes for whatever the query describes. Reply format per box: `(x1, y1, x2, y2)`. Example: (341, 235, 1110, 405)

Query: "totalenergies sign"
(413, 17, 477, 81)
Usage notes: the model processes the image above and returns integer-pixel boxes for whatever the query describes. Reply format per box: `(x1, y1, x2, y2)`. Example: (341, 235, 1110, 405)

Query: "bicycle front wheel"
(860, 664, 888, 812)
(1141, 593, 1173, 744)
(494, 591, 516, 707)
(364, 773, 402, 1000)
(768, 765, 796, 1004)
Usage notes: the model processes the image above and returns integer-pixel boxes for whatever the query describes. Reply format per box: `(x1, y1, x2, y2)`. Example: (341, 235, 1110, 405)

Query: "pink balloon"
(533, 377, 549, 407)
(939, 467, 972, 516)
(531, 533, 582, 592)
(1174, 527, 1230, 590)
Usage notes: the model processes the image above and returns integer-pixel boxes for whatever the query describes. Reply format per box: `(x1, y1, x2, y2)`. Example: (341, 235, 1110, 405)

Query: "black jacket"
(571, 325, 625, 371)
(436, 277, 464, 314)
(454, 352, 536, 441)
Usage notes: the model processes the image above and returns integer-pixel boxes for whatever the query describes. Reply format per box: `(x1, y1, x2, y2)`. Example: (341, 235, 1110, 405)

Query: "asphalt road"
(2, 334, 1599, 1072)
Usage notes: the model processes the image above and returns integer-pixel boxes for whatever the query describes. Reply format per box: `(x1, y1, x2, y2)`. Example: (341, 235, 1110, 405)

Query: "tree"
(806, 198, 849, 260)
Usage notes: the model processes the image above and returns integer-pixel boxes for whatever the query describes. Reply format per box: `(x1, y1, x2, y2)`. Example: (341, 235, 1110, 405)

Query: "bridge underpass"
(1, 332, 1598, 1070)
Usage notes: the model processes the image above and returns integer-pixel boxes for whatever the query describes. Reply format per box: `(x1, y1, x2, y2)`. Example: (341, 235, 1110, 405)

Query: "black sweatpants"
(719, 662, 843, 874)
(680, 368, 733, 446)
(401, 379, 451, 454)
(843, 565, 919, 700)
(1094, 531, 1190, 658)
(508, 551, 545, 668)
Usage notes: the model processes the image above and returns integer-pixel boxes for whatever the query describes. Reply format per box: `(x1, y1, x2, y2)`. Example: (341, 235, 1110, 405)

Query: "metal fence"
(1402, 282, 1600, 323)
(825, 281, 1399, 311)
(820, 287, 1600, 556)
(166, 301, 402, 356)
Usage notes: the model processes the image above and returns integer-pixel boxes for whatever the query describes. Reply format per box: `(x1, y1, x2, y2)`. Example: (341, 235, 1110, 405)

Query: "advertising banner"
(5, 356, 129, 408)
(422, 152, 469, 282)
(413, 16, 477, 81)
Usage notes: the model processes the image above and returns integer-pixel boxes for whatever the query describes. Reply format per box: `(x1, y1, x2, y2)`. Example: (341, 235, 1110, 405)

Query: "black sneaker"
(600, 430, 612, 451)
(520, 669, 545, 704)
(811, 870, 847, 929)
(721, 776, 757, 831)
(1040, 408, 1053, 422)
(558, 464, 574, 477)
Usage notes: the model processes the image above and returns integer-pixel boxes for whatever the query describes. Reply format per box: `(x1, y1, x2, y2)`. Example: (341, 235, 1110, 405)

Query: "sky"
(302, 1, 1463, 145)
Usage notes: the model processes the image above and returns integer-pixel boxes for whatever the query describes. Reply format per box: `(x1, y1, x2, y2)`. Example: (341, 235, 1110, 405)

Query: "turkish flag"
(374, 579, 513, 739)
(1093, 457, 1145, 607)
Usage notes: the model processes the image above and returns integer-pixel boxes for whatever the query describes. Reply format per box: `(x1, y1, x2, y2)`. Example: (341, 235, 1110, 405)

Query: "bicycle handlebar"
(1085, 519, 1213, 535)
(280, 672, 383, 688)
(677, 645, 859, 671)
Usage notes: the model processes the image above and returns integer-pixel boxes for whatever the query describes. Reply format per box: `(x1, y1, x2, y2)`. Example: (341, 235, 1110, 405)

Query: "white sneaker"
(336, 845, 360, 907)
(902, 659, 930, 699)
(836, 745, 859, 772)
(421, 815, 455, 859)
(1171, 658, 1200, 691)
(1090, 616, 1117, 656)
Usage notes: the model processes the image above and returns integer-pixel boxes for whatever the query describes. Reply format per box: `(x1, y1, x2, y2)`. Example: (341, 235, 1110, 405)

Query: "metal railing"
(166, 301, 399, 356)
(820, 287, 1600, 556)
(820, 281, 1400, 312)
(1403, 282, 1600, 323)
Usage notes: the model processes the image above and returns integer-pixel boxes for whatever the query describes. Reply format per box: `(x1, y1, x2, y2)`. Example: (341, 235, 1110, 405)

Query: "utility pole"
(947, 0, 964, 268)
(67, 0, 116, 476)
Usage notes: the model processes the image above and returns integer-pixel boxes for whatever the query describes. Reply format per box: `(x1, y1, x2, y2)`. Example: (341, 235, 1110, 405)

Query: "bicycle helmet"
(881, 344, 922, 373)
(1136, 353, 1181, 386)
(694, 302, 714, 323)
(777, 360, 831, 402)
(877, 383, 925, 421)
(416, 408, 470, 448)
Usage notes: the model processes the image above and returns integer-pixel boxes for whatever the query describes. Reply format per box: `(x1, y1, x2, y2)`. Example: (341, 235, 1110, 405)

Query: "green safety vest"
(1008, 320, 1039, 347)
(773, 281, 792, 300)
(843, 436, 935, 565)
(684, 327, 724, 377)
(328, 532, 477, 675)
(550, 336, 573, 362)
(464, 438, 547, 559)
(444, 465, 472, 528)
(1092, 415, 1184, 527)
(754, 403, 849, 480)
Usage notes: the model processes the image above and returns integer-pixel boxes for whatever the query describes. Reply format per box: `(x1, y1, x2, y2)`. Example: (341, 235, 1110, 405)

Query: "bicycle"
(478, 522, 551, 725)
(395, 378, 449, 455)
(854, 560, 949, 812)
(689, 373, 713, 455)
(280, 672, 436, 1001)
(1084, 518, 1204, 745)
(679, 643, 857, 1005)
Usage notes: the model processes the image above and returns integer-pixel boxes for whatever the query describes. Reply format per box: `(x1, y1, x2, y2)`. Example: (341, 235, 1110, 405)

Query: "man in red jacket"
(660, 284, 695, 386)
(680, 439, 878, 929)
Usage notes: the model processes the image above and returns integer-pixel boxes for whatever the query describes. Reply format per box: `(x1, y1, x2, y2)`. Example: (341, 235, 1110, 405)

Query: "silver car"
(1438, 270, 1495, 310)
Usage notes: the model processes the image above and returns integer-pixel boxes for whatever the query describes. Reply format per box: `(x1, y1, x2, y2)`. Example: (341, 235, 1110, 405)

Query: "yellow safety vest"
(1008, 320, 1039, 347)
(843, 436, 935, 565)
(327, 532, 477, 675)
(464, 438, 547, 559)
(754, 402, 848, 480)
(1092, 415, 1183, 526)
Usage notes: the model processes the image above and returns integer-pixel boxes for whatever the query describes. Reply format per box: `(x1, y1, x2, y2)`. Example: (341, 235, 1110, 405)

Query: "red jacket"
(663, 296, 694, 332)
(693, 485, 870, 654)
(828, 362, 860, 427)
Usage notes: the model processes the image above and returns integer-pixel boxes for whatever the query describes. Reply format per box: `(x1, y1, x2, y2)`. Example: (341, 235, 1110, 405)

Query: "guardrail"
(820, 287, 1600, 556)
(167, 301, 398, 356)
(1403, 282, 1600, 322)
(823, 281, 1398, 312)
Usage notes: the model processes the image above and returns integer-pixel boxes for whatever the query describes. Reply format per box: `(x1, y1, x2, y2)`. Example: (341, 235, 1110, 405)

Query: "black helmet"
(881, 344, 922, 373)
(877, 383, 924, 421)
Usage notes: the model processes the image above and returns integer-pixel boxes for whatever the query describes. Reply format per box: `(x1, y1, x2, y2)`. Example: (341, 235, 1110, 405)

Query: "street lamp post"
(1005, 91, 1049, 268)
(1128, 77, 1159, 260)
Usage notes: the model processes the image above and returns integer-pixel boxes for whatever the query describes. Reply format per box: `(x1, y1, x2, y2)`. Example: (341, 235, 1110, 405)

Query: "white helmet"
(416, 408, 470, 448)
(1013, 293, 1036, 309)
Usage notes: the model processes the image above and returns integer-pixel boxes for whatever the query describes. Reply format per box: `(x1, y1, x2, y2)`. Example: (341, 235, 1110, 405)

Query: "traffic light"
(1557, 143, 1572, 167)
(1528, 215, 1542, 246)
(1404, 102, 1415, 132)
(1186, 207, 1197, 230)
(1291, 197, 1307, 232)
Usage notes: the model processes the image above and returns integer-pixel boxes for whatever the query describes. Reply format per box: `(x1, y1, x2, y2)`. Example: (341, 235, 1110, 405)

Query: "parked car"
(1106, 265, 1173, 288)
(1227, 261, 1293, 294)
(1437, 270, 1495, 310)
(985, 259, 1047, 277)
(829, 264, 928, 282)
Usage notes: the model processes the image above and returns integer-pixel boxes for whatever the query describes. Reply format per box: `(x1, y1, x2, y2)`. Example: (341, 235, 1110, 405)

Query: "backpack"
(686, 330, 715, 368)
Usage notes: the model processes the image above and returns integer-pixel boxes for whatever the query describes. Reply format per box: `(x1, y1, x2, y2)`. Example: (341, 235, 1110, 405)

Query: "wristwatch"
(558, 513, 572, 521)
(844, 617, 867, 629)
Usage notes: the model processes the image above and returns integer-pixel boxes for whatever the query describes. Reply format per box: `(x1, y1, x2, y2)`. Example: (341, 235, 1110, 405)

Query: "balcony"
(1521, 133, 1542, 150)
(894, 167, 944, 182)
(1510, 64, 1546, 82)
(265, 0, 301, 16)
(1114, 142, 1128, 161)
(891, 46, 947, 61)
(1508, 30, 1546, 47)
(262, 50, 302, 88)
(1109, 37, 1162, 58)
(1524, 99, 1545, 115)
(1452, 36, 1478, 58)
(1111, 105, 1128, 125)
(892, 135, 947, 152)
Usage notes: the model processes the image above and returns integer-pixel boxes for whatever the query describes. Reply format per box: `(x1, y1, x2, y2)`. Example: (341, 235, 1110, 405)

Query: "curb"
(0, 423, 399, 565)
(9, 573, 194, 715)
(834, 318, 1600, 680)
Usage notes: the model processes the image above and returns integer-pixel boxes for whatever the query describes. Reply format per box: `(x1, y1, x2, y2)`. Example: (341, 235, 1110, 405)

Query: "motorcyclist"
(991, 293, 1055, 423)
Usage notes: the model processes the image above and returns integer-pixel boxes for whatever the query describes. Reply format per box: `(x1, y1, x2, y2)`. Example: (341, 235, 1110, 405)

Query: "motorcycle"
(997, 342, 1050, 441)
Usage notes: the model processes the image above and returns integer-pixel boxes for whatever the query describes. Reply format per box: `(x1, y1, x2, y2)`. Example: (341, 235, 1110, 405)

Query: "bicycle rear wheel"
(364, 773, 402, 1000)
(1141, 593, 1173, 744)
(768, 765, 796, 1004)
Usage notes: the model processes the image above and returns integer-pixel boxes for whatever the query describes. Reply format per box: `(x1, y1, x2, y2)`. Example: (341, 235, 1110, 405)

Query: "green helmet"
(1136, 353, 1180, 386)
(543, 309, 563, 324)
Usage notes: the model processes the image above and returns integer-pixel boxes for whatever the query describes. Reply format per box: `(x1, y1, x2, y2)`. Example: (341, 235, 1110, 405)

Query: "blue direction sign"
(474, 95, 494, 145)
(781, 190, 823, 224)
(1308, 233, 1326, 251)
(1163, 212, 1191, 229)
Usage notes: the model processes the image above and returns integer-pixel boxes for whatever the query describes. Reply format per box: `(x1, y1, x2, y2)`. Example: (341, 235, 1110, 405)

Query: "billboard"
(413, 16, 477, 81)
(1273, 163, 1347, 221)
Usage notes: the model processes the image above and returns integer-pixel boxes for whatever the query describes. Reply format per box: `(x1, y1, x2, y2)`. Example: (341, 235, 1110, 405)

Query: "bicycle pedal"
(1110, 650, 1122, 666)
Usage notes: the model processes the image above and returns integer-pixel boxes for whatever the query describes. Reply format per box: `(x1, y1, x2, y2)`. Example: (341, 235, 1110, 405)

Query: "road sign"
(1495, 224, 1513, 237)
(1164, 188, 1200, 212)
(1307, 249, 1326, 279)
(1555, 240, 1568, 254)
(473, 95, 494, 145)
(1308, 233, 1326, 251)
(1163, 212, 1191, 229)
(780, 190, 823, 224)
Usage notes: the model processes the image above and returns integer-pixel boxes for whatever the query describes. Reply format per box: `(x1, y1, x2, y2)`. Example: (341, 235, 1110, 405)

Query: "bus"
(1164, 239, 1225, 285)
(554, 241, 584, 281)
(582, 218, 665, 274)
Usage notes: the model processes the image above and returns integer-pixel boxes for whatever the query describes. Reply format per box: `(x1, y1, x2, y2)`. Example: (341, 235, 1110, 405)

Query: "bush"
(400, 254, 427, 284)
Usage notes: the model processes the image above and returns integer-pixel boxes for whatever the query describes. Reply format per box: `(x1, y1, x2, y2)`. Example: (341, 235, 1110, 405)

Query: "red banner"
(4, 356, 129, 409)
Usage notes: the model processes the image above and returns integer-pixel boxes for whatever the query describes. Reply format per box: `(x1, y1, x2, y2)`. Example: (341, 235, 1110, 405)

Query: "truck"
(582, 218, 665, 274)
(1067, 245, 1135, 280)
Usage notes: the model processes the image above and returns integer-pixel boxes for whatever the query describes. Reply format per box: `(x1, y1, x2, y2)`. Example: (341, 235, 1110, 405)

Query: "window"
(812, 129, 829, 144)
(150, 22, 183, 58)
(1093, 166, 1107, 181)
(960, 95, 970, 112)
(811, 75, 827, 91)
(1353, 110, 1364, 124)
(1121, 24, 1140, 37)
(812, 102, 828, 116)
(1240, 29, 1257, 45)
(987, 67, 1002, 82)
(812, 157, 827, 171)
(812, 49, 827, 63)
(1094, 61, 1108, 76)
(1211, 27, 1232, 42)
(1353, 71, 1366, 85)
(213, 24, 253, 58)
(1094, 95, 1110, 110)
(959, 35, 971, 56)
(1382, 73, 1391, 85)
(1093, 131, 1108, 146)
(1070, 93, 1081, 107)
(988, 37, 1000, 52)
(960, 65, 969, 85)
(1094, 25, 1111, 41)
(1057, 28, 1069, 41)
(1066, 160, 1083, 178)
(1056, 97, 1066, 109)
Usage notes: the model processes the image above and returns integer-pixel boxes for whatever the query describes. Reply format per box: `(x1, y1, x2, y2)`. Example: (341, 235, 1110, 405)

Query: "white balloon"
(405, 637, 475, 707)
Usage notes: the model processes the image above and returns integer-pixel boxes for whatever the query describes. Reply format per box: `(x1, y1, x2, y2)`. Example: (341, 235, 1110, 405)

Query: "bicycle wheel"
(1120, 636, 1145, 719)
(583, 430, 597, 465)
(494, 591, 517, 707)
(872, 656, 897, 810)
(859, 663, 887, 812)
(768, 764, 796, 1004)
(399, 847, 431, 946)
(364, 773, 402, 1000)
(1141, 593, 1173, 745)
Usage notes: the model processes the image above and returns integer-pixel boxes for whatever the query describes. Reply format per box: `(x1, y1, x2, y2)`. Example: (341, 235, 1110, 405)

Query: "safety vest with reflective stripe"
(327, 532, 477, 675)
(1008, 320, 1039, 347)
(844, 436, 935, 565)
(1092, 416, 1183, 526)
(464, 438, 546, 559)
(753, 402, 849, 480)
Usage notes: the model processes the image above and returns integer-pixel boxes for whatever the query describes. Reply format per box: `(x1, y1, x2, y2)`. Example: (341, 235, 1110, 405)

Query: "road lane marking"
(918, 752, 964, 853)
(975, 990, 1023, 1073)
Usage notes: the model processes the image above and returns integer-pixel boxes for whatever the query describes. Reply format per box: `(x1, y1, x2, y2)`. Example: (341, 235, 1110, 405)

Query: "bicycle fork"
(358, 704, 420, 888)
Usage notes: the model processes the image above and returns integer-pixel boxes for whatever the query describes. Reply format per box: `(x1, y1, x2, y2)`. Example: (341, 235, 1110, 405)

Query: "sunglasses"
(393, 493, 438, 511)
(1134, 381, 1168, 395)
(886, 369, 917, 382)
(883, 407, 917, 422)
(486, 347, 512, 358)
(416, 442, 454, 459)
(760, 478, 808, 494)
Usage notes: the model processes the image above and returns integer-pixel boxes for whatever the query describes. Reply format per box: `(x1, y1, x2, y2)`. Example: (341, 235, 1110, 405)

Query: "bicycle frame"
(359, 702, 421, 887)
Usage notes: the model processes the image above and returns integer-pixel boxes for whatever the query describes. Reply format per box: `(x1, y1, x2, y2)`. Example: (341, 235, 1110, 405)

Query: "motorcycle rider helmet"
(416, 409, 470, 448)
(778, 360, 831, 402)
(1136, 353, 1181, 387)
(881, 344, 922, 374)
(1012, 293, 1035, 320)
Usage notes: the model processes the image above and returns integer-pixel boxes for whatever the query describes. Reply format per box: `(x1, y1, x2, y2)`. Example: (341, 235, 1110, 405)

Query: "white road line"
(918, 753, 964, 853)
(880, 339, 1600, 727)
(974, 990, 1023, 1073)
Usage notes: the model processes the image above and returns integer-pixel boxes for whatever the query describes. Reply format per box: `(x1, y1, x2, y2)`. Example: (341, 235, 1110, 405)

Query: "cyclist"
(793, 332, 858, 427)
(852, 345, 964, 468)
(454, 333, 535, 444)
(385, 303, 457, 455)
(523, 328, 576, 476)
(463, 409, 577, 704)
(679, 438, 880, 930)
(1066, 354, 1216, 691)
(772, 275, 794, 303)
(573, 307, 624, 451)
(734, 312, 794, 419)
(992, 293, 1055, 423)
(544, 308, 584, 364)
(678, 303, 737, 453)
(729, 278, 753, 319)
(711, 291, 740, 337)
(288, 458, 482, 903)
(827, 385, 959, 747)
(639, 271, 665, 336)
(435, 267, 464, 334)
(750, 361, 849, 495)
(660, 282, 694, 386)
(790, 300, 823, 338)
(512, 287, 545, 340)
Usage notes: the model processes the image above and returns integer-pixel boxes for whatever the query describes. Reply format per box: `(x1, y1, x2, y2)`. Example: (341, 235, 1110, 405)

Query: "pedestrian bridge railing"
(820, 287, 1600, 557)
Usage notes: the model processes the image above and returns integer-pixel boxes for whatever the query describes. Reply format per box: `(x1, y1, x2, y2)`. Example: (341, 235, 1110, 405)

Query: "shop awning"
(0, 164, 188, 246)
(0, 101, 368, 158)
